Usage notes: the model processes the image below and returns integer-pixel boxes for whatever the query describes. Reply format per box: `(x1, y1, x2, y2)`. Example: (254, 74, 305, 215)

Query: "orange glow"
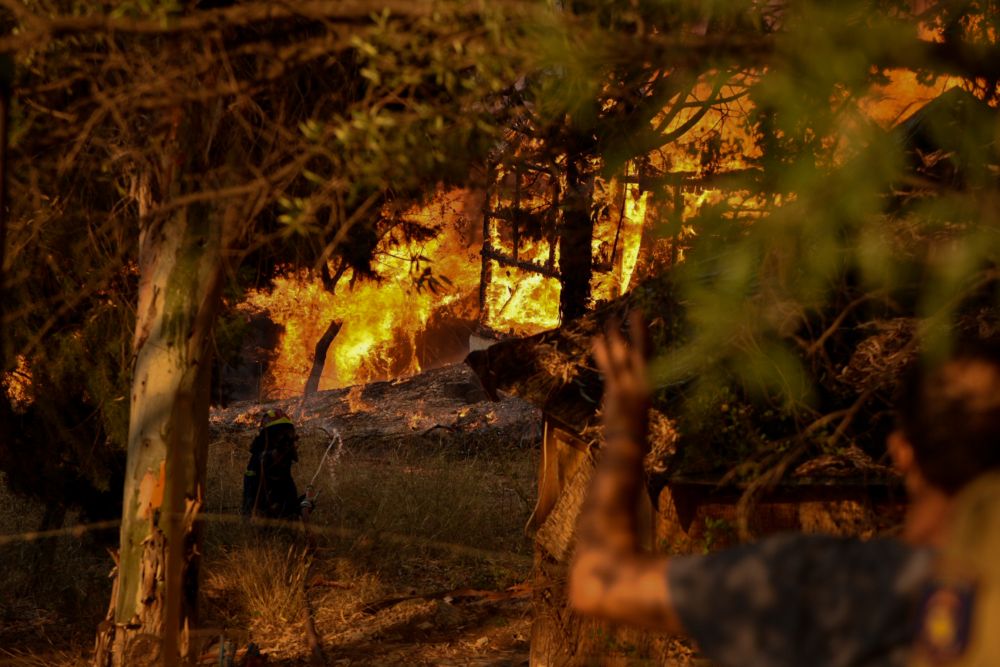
(480, 160, 564, 336)
(244, 189, 482, 397)
(640, 67, 972, 268)
(344, 384, 372, 413)
(2, 356, 33, 411)
(485, 160, 653, 333)
(243, 62, 972, 397)
(592, 179, 651, 303)
(861, 70, 964, 127)
(652, 79, 762, 173)
(484, 264, 562, 335)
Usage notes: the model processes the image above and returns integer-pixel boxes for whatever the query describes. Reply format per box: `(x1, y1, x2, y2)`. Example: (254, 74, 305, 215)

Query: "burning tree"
(475, 2, 772, 336)
(475, 1, 1000, 662)
(502, 0, 1000, 398)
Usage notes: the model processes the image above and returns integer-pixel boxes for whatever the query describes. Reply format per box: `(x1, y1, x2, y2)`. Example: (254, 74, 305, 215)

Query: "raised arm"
(568, 312, 684, 634)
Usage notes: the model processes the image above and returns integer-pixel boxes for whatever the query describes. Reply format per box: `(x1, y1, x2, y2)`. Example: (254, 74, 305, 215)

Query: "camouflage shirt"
(669, 534, 934, 667)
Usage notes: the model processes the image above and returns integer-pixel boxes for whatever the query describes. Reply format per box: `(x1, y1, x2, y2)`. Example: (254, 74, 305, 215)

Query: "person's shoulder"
(911, 472, 1000, 667)
(668, 533, 930, 667)
(670, 531, 932, 611)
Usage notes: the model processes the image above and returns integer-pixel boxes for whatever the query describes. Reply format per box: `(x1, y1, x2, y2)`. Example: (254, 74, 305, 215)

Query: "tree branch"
(0, 0, 513, 40)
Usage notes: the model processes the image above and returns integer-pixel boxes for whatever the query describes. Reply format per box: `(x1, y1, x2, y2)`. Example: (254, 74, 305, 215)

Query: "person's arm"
(568, 312, 684, 633)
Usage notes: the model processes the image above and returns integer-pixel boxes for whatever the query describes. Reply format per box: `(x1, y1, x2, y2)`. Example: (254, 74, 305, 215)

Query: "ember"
(1, 356, 33, 411)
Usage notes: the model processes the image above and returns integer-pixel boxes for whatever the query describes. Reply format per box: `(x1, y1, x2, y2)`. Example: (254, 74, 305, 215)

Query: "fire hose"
(301, 427, 343, 512)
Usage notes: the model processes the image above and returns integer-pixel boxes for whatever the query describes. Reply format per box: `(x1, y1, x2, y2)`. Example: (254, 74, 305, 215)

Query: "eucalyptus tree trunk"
(94, 181, 225, 666)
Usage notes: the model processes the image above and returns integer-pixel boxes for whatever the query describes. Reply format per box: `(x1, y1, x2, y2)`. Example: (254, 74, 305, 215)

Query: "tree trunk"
(558, 153, 596, 324)
(94, 187, 224, 666)
(304, 319, 343, 396)
(0, 55, 11, 359)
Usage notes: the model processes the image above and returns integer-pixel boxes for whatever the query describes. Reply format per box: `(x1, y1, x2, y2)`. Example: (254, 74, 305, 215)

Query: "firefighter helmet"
(259, 408, 294, 430)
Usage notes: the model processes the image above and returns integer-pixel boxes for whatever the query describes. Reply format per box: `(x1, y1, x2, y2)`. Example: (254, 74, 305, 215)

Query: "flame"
(652, 78, 763, 173)
(407, 411, 426, 430)
(591, 179, 651, 303)
(479, 159, 564, 336)
(483, 267, 562, 335)
(243, 54, 971, 397)
(860, 70, 964, 127)
(244, 189, 483, 396)
(485, 162, 653, 333)
(345, 384, 372, 413)
(619, 185, 650, 291)
(2, 356, 32, 411)
(633, 65, 971, 273)
(482, 60, 960, 330)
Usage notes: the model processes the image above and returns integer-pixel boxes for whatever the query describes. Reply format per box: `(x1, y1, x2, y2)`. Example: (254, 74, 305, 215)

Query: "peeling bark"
(94, 180, 223, 666)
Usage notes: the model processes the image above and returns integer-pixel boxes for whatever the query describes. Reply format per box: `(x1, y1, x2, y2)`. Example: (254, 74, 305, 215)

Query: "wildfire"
(591, 179, 650, 304)
(345, 384, 372, 413)
(240, 56, 970, 399)
(860, 69, 964, 127)
(630, 66, 971, 271)
(244, 189, 483, 397)
(484, 160, 654, 334)
(407, 410, 427, 430)
(483, 270, 562, 336)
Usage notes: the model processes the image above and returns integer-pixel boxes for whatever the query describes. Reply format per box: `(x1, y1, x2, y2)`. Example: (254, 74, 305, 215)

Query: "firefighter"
(242, 408, 305, 520)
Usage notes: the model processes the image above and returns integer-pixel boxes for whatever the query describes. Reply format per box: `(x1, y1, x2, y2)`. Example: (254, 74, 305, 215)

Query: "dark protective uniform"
(242, 411, 301, 519)
(668, 534, 933, 667)
(669, 470, 1000, 667)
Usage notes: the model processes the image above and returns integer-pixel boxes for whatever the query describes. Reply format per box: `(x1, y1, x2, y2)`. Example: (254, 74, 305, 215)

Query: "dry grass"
(0, 477, 109, 665)
(205, 426, 536, 558)
(198, 429, 536, 645)
(0, 415, 538, 664)
(206, 540, 311, 633)
(194, 429, 537, 662)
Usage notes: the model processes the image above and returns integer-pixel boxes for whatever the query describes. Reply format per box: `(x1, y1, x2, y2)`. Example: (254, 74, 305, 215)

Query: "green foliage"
(496, 0, 1000, 477)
